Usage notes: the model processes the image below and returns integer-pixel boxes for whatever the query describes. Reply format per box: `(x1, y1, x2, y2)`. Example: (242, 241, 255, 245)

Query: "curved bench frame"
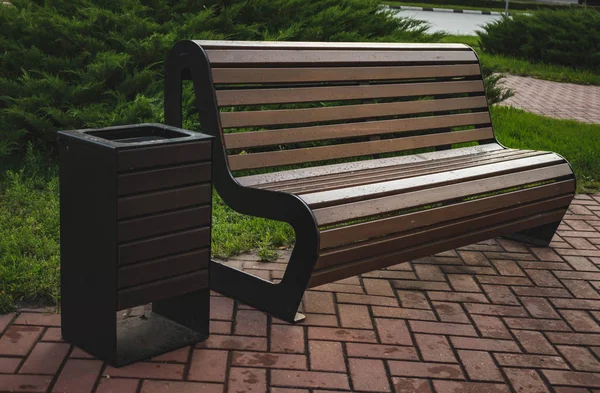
(165, 40, 317, 322)
(164, 40, 575, 323)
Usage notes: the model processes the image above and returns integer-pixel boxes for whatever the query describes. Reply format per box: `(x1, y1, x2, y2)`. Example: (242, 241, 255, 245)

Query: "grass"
(1, 107, 599, 313)
(492, 106, 600, 193)
(441, 35, 600, 85)
(0, 148, 60, 313)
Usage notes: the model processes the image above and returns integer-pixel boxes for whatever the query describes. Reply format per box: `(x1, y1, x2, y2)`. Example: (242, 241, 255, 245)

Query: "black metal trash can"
(58, 123, 213, 367)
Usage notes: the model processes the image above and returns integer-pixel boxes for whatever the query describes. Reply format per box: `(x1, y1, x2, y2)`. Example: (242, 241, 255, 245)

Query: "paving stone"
(227, 367, 267, 393)
(457, 350, 503, 382)
(0, 325, 43, 356)
(414, 334, 456, 363)
(19, 342, 69, 374)
(388, 361, 464, 379)
(503, 368, 551, 393)
(52, 359, 102, 393)
(142, 381, 223, 393)
(232, 351, 307, 370)
(349, 358, 391, 392)
(309, 341, 346, 372)
(96, 378, 140, 393)
(271, 370, 350, 390)
(188, 349, 228, 382)
(346, 343, 419, 360)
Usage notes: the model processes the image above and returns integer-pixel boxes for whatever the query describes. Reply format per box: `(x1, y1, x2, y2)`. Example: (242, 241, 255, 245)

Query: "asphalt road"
(394, 9, 503, 35)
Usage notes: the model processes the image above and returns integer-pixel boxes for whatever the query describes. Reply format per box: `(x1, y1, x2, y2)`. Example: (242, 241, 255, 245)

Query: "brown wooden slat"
(237, 144, 504, 186)
(118, 205, 211, 243)
(206, 49, 478, 66)
(225, 112, 490, 149)
(212, 64, 482, 84)
(117, 162, 211, 196)
(216, 80, 484, 106)
(313, 162, 571, 225)
(117, 269, 208, 310)
(119, 227, 210, 266)
(118, 248, 209, 289)
(196, 40, 470, 50)
(227, 128, 493, 171)
(320, 180, 575, 249)
(282, 151, 544, 195)
(118, 184, 211, 220)
(258, 148, 522, 191)
(221, 96, 488, 129)
(255, 149, 520, 190)
(117, 141, 211, 172)
(309, 209, 567, 287)
(304, 154, 566, 210)
(318, 195, 571, 269)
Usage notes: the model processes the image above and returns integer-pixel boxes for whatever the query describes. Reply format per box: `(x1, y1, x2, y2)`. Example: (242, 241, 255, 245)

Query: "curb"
(387, 5, 504, 15)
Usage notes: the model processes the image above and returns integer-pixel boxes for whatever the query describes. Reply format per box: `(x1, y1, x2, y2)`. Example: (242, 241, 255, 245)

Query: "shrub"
(477, 9, 600, 71)
(0, 0, 442, 156)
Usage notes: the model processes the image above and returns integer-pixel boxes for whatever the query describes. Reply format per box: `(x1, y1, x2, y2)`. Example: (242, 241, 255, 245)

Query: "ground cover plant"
(478, 9, 600, 72)
(442, 35, 600, 85)
(0, 0, 442, 157)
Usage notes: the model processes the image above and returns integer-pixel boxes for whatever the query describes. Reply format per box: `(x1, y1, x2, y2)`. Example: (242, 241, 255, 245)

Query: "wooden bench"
(164, 40, 576, 323)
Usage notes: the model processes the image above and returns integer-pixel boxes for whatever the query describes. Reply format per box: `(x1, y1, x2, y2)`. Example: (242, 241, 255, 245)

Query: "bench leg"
(504, 220, 561, 247)
(210, 260, 307, 324)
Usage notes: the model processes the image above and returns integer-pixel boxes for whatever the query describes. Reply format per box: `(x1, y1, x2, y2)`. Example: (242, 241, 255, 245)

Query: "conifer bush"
(0, 0, 442, 155)
(477, 9, 600, 71)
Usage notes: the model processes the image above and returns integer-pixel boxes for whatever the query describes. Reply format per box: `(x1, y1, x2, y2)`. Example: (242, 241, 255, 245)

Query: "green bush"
(478, 9, 600, 71)
(0, 0, 442, 156)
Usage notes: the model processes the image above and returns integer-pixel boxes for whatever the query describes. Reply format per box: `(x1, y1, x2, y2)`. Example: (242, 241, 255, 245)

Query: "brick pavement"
(499, 75, 600, 124)
(1, 194, 600, 393)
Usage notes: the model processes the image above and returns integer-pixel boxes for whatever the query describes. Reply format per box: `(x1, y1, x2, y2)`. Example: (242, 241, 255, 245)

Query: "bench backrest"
(196, 40, 493, 172)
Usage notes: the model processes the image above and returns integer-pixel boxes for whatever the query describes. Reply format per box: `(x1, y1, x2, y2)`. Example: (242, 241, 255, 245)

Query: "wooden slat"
(304, 154, 565, 209)
(206, 49, 478, 66)
(119, 227, 210, 266)
(317, 198, 570, 269)
(236, 144, 504, 186)
(282, 151, 543, 195)
(320, 180, 575, 249)
(118, 205, 211, 243)
(117, 269, 208, 310)
(212, 64, 482, 84)
(225, 112, 490, 149)
(118, 184, 211, 219)
(196, 40, 470, 50)
(117, 141, 211, 172)
(312, 161, 572, 225)
(255, 149, 520, 190)
(117, 162, 211, 196)
(216, 80, 484, 106)
(227, 128, 493, 170)
(221, 96, 488, 129)
(309, 209, 567, 287)
(259, 148, 522, 191)
(118, 248, 210, 289)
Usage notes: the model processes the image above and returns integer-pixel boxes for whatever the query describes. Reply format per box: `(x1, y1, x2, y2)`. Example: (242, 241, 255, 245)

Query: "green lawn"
(1, 106, 599, 313)
(441, 35, 600, 85)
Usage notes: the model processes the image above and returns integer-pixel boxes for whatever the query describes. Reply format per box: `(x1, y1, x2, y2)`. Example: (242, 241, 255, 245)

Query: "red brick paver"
(500, 75, 600, 124)
(1, 195, 600, 392)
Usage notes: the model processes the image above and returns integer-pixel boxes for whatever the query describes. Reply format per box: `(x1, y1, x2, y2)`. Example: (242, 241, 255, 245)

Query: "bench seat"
(164, 40, 576, 323)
